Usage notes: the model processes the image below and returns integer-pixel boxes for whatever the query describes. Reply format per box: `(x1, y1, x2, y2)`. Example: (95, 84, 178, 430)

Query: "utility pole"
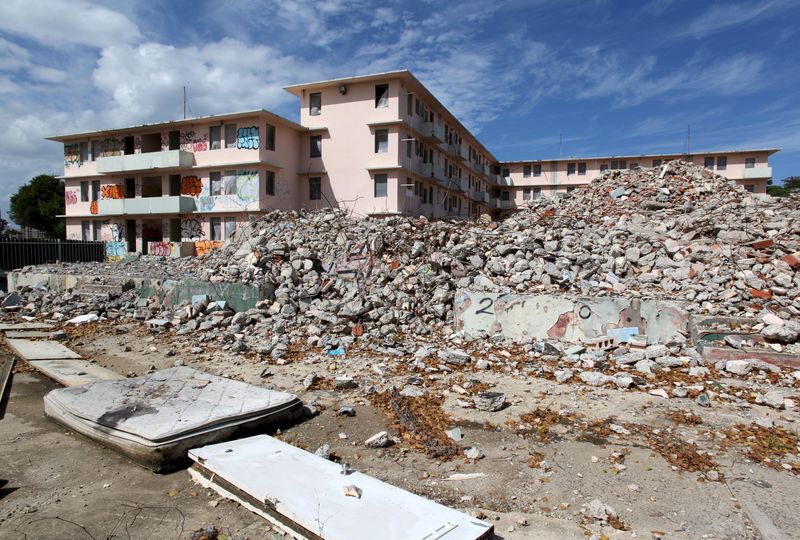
(183, 86, 187, 119)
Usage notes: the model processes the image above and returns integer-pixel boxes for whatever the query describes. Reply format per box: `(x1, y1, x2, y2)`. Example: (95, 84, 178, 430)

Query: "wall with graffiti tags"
(106, 241, 127, 262)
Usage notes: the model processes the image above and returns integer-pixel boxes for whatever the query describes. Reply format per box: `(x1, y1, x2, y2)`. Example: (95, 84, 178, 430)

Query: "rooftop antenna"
(687, 124, 691, 157)
(183, 86, 187, 119)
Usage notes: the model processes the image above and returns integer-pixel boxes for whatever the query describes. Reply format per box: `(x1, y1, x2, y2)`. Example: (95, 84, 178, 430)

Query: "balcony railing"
(420, 121, 445, 142)
(96, 195, 196, 215)
(96, 150, 194, 174)
(742, 166, 772, 179)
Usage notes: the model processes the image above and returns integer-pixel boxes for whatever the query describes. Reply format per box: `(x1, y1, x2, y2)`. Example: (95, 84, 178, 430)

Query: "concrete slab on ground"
(188, 435, 494, 540)
(5, 338, 80, 360)
(0, 322, 54, 331)
(28, 359, 122, 386)
(4, 330, 59, 338)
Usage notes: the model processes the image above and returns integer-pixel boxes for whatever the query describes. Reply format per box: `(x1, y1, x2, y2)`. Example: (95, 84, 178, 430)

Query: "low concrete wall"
(454, 290, 687, 344)
(8, 271, 272, 313)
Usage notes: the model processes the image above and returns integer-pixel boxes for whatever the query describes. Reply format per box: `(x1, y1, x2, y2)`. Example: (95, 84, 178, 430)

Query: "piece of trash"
(445, 427, 463, 441)
(445, 473, 487, 481)
(67, 313, 99, 325)
(327, 347, 346, 356)
(343, 484, 362, 498)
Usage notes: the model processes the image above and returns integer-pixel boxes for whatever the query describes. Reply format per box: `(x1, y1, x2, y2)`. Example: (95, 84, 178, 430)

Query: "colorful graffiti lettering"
(106, 241, 126, 262)
(195, 240, 222, 256)
(149, 241, 174, 257)
(65, 190, 78, 205)
(100, 184, 124, 199)
(236, 126, 259, 149)
(64, 143, 81, 167)
(197, 196, 215, 211)
(89, 200, 98, 214)
(180, 175, 202, 196)
(180, 129, 208, 152)
(181, 218, 203, 241)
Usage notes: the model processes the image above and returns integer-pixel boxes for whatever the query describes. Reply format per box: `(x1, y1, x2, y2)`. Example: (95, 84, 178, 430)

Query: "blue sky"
(0, 0, 798, 223)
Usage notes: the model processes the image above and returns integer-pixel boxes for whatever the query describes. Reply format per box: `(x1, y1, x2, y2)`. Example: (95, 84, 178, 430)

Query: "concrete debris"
(473, 391, 507, 412)
(364, 431, 390, 448)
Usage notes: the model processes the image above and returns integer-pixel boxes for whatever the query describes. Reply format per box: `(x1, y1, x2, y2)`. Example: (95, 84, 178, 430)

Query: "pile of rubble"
(9, 160, 800, 351)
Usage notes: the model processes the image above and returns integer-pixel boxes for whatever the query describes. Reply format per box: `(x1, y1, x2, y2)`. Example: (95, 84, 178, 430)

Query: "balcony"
(742, 166, 772, 179)
(96, 196, 196, 216)
(96, 150, 194, 174)
(495, 175, 513, 187)
(420, 121, 445, 142)
(498, 199, 516, 209)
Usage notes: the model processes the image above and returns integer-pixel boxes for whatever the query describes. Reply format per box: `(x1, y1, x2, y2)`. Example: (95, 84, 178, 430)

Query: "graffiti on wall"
(65, 190, 78, 205)
(180, 175, 202, 196)
(100, 138, 124, 157)
(106, 241, 126, 262)
(195, 240, 222, 256)
(197, 196, 216, 211)
(110, 223, 124, 242)
(181, 218, 203, 241)
(236, 126, 259, 149)
(180, 129, 208, 152)
(64, 143, 81, 167)
(101, 184, 124, 199)
(149, 241, 174, 257)
(89, 200, 98, 214)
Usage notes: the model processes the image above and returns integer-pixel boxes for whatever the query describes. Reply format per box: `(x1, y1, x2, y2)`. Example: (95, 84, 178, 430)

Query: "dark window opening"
(309, 93, 321, 116)
(375, 84, 389, 108)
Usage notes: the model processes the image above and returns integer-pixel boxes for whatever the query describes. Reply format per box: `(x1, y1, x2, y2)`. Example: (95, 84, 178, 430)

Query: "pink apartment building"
(49, 70, 779, 258)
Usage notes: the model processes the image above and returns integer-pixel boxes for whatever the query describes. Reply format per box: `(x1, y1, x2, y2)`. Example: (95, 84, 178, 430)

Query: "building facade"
(49, 70, 779, 257)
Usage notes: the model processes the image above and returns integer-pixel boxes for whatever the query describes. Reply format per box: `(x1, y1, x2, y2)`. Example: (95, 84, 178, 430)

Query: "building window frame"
(309, 177, 321, 200)
(523, 165, 531, 177)
(210, 172, 222, 196)
(310, 135, 322, 158)
(374, 129, 389, 153)
(265, 170, 275, 196)
(265, 124, 276, 151)
(309, 92, 321, 116)
(225, 123, 237, 149)
(209, 126, 221, 150)
(375, 84, 389, 108)
(374, 173, 388, 198)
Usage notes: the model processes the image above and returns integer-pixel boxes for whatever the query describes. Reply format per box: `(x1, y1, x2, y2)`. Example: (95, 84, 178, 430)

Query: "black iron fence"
(0, 238, 106, 271)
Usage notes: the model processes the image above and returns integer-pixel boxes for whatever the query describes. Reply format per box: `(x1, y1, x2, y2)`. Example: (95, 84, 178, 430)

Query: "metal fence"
(0, 238, 106, 271)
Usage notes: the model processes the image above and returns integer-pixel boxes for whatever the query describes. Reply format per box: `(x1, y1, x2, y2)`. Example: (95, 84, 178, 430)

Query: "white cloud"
(0, 0, 140, 48)
(682, 0, 788, 38)
(92, 39, 321, 125)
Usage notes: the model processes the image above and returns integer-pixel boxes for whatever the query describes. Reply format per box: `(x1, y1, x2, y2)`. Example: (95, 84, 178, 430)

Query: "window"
(578, 162, 586, 175)
(265, 124, 276, 151)
(567, 163, 576, 175)
(309, 177, 321, 200)
(533, 164, 542, 177)
(717, 156, 727, 170)
(600, 163, 608, 172)
(745, 157, 756, 168)
(81, 220, 90, 241)
(375, 84, 389, 108)
(533, 187, 541, 200)
(310, 135, 322, 158)
(523, 165, 531, 177)
(630, 162, 639, 169)
(619, 160, 627, 169)
(224, 217, 236, 239)
(523, 188, 531, 201)
(265, 170, 275, 196)
(407, 93, 413, 116)
(210, 126, 221, 150)
(80, 181, 89, 202)
(501, 190, 510, 201)
(745, 184, 755, 192)
(309, 92, 321, 116)
(210, 218, 221, 241)
(80, 142, 89, 163)
(502, 168, 510, 178)
(225, 124, 237, 148)
(91, 180, 100, 201)
(374, 129, 388, 153)
(169, 219, 181, 242)
(652, 159, 662, 167)
(373, 174, 388, 197)
(168, 130, 180, 151)
(92, 221, 101, 241)
(91, 140, 101, 161)
(223, 171, 237, 195)
(169, 174, 181, 196)
(210, 172, 222, 195)
(704, 157, 714, 169)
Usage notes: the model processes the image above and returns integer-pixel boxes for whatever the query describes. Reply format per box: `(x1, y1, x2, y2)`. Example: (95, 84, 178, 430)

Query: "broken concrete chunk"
(473, 391, 507, 412)
(364, 431, 389, 448)
(437, 348, 470, 366)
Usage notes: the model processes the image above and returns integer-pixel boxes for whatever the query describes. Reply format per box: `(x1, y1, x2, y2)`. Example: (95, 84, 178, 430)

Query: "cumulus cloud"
(0, 0, 141, 48)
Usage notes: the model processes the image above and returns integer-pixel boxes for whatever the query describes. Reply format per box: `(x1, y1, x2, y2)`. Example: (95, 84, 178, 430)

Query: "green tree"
(9, 174, 65, 238)
(766, 178, 787, 197)
(782, 176, 800, 192)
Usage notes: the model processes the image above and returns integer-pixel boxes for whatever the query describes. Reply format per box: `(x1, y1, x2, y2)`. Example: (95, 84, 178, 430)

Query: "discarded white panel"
(28, 359, 122, 386)
(0, 322, 54, 331)
(5, 338, 81, 360)
(188, 435, 494, 540)
(4, 330, 59, 338)
(44, 367, 302, 471)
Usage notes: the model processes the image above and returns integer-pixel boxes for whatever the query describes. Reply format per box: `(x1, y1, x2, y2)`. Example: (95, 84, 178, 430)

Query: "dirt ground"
(1, 320, 799, 539)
